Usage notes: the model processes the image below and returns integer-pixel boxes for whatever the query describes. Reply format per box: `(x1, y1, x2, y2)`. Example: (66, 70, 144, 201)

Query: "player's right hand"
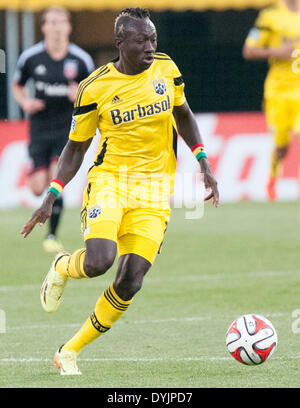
(22, 98, 45, 114)
(20, 195, 55, 238)
(273, 41, 295, 60)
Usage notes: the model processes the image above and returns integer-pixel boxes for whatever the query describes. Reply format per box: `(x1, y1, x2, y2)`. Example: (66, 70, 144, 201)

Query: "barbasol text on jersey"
(110, 95, 170, 125)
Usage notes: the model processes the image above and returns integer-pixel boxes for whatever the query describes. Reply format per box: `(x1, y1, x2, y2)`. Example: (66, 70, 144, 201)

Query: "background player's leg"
(292, 103, 300, 196)
(27, 167, 48, 196)
(49, 196, 63, 236)
(268, 144, 289, 200)
(27, 141, 63, 251)
(43, 159, 65, 252)
(294, 132, 300, 197)
(265, 98, 291, 201)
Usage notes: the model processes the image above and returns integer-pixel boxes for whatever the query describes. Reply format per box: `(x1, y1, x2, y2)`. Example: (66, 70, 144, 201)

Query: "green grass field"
(0, 201, 300, 388)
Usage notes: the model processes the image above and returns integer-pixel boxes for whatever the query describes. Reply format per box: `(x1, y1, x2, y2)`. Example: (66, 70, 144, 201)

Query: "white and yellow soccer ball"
(226, 314, 278, 365)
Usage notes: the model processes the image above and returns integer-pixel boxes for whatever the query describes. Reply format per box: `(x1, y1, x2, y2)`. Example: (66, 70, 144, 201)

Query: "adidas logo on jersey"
(110, 95, 170, 125)
(34, 64, 47, 75)
(111, 95, 122, 104)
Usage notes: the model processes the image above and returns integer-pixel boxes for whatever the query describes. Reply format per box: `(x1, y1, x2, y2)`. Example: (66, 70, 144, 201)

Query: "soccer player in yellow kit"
(21, 8, 219, 375)
(243, 0, 300, 201)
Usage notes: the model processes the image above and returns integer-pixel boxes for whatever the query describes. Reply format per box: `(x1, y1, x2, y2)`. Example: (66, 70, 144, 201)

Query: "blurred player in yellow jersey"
(20, 8, 219, 375)
(243, 0, 300, 201)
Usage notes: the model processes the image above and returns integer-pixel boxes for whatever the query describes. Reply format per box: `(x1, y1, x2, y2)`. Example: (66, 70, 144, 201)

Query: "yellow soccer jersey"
(245, 0, 300, 98)
(69, 53, 186, 186)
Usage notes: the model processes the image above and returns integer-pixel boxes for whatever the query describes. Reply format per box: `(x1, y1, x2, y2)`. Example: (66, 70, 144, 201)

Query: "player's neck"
(114, 58, 144, 76)
(284, 0, 300, 12)
(44, 38, 69, 61)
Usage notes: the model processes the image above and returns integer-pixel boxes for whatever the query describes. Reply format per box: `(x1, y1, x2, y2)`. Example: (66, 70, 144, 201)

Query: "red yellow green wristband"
(47, 179, 65, 197)
(191, 143, 208, 160)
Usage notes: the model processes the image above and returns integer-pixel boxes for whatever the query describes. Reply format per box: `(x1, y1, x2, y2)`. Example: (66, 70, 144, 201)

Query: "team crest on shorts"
(88, 206, 102, 219)
(152, 78, 167, 95)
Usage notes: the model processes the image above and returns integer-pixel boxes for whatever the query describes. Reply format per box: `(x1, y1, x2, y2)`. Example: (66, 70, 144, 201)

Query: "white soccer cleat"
(40, 251, 69, 313)
(54, 346, 82, 375)
(43, 235, 64, 253)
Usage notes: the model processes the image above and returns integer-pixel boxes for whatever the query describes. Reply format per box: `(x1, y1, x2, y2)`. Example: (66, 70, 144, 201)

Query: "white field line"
(0, 270, 299, 293)
(0, 355, 299, 363)
(6, 316, 211, 331)
(5, 312, 286, 332)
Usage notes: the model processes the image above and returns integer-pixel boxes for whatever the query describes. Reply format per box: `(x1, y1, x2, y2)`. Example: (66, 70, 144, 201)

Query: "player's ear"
(67, 21, 72, 36)
(115, 37, 123, 49)
(41, 22, 46, 36)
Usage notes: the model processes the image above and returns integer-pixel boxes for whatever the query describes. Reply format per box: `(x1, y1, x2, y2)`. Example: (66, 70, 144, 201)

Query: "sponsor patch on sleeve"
(248, 27, 261, 41)
(71, 116, 77, 132)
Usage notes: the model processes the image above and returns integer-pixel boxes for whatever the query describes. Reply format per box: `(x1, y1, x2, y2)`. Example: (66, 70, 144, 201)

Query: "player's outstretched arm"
(242, 42, 295, 61)
(20, 139, 92, 238)
(173, 102, 219, 207)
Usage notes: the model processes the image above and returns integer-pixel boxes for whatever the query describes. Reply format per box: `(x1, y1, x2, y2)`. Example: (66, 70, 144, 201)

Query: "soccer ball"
(226, 314, 278, 365)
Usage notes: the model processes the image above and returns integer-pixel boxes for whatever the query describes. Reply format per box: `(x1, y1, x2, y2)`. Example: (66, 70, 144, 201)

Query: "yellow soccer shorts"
(80, 172, 170, 264)
(265, 97, 300, 147)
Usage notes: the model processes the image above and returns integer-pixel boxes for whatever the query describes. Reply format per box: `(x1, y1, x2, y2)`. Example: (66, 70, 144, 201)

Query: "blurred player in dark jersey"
(12, 6, 94, 252)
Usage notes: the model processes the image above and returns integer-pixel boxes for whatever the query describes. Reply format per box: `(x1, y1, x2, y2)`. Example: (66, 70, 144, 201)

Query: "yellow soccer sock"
(62, 284, 132, 355)
(56, 248, 88, 279)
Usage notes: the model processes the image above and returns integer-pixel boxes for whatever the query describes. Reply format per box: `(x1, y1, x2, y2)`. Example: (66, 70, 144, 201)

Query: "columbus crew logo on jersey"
(88, 206, 102, 219)
(152, 78, 167, 95)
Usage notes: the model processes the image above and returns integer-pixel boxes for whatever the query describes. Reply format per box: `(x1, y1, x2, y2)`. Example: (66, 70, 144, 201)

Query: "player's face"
(42, 11, 72, 42)
(118, 19, 157, 73)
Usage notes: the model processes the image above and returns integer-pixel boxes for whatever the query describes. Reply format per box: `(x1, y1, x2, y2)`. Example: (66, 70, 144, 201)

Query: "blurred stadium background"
(1, 0, 298, 208)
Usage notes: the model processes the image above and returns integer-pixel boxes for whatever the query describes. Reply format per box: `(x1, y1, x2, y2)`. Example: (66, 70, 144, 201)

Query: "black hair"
(114, 8, 151, 37)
